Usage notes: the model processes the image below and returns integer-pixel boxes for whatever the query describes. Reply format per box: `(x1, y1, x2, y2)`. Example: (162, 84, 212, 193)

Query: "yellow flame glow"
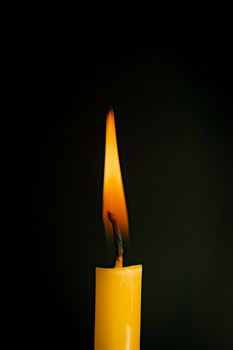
(103, 109, 129, 238)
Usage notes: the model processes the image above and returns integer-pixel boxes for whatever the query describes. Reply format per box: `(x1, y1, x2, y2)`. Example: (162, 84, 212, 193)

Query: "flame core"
(103, 110, 129, 239)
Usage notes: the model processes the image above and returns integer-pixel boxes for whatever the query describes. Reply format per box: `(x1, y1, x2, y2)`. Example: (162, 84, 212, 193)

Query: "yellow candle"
(94, 265, 142, 350)
(94, 109, 143, 349)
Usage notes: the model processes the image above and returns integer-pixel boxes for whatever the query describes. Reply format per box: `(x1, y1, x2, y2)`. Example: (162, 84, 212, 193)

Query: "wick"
(107, 211, 123, 268)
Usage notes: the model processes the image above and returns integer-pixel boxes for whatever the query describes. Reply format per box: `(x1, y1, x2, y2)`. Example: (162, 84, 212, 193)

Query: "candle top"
(96, 264, 142, 271)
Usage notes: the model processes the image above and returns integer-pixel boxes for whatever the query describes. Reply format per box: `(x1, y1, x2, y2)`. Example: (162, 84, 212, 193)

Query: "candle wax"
(94, 264, 142, 350)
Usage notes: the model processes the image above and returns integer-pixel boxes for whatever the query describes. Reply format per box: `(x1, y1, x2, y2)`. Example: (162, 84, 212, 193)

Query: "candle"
(94, 110, 142, 350)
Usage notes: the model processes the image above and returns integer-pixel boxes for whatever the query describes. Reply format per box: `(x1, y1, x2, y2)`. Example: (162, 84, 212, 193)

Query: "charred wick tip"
(107, 211, 117, 225)
(107, 210, 124, 266)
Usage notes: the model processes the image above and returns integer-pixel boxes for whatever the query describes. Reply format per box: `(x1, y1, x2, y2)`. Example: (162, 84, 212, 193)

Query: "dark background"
(21, 22, 233, 349)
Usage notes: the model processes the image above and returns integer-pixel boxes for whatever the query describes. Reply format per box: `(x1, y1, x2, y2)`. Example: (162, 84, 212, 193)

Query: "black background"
(21, 20, 233, 349)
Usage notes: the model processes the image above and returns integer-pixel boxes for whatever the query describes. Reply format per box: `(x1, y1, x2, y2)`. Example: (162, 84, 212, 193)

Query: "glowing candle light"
(102, 109, 129, 240)
(94, 109, 142, 350)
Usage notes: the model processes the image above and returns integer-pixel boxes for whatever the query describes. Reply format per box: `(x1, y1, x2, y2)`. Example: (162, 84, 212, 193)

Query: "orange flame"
(103, 110, 129, 239)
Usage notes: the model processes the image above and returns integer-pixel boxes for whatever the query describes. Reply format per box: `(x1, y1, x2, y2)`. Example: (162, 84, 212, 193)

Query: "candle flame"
(103, 110, 129, 239)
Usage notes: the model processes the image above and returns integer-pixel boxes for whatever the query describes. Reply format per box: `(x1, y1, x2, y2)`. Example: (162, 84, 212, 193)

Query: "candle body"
(94, 265, 142, 350)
